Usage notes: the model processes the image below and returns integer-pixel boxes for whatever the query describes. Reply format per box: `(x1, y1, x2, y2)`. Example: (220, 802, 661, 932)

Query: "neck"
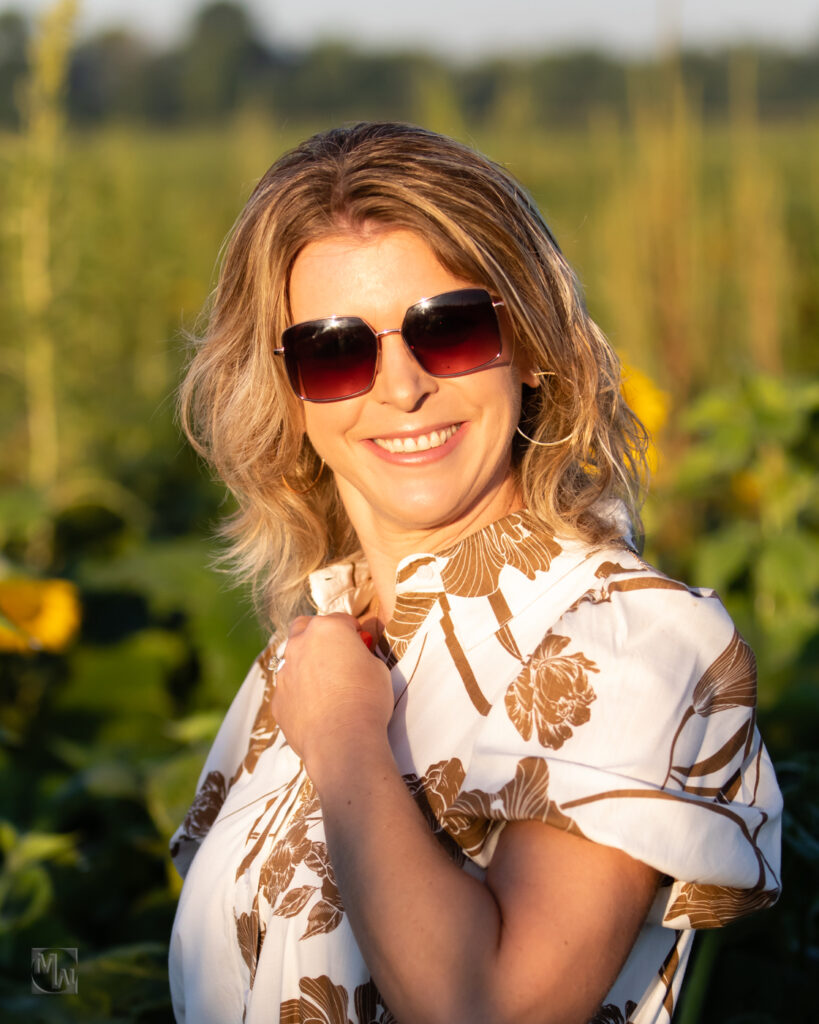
(339, 479, 525, 622)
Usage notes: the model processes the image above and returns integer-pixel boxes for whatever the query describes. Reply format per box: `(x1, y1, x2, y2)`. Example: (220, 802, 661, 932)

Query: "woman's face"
(289, 228, 536, 548)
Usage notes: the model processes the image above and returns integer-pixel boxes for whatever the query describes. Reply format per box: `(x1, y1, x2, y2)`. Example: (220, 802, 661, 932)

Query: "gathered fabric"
(169, 510, 781, 1024)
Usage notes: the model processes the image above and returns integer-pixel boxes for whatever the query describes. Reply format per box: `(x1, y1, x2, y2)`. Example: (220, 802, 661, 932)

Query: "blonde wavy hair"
(179, 122, 649, 631)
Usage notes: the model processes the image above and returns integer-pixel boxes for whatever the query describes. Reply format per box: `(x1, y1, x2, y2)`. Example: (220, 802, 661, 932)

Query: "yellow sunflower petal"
(0, 579, 82, 653)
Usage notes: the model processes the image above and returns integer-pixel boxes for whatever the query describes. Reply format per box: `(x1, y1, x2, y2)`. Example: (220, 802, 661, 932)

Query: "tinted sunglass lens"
(283, 319, 377, 401)
(404, 290, 501, 375)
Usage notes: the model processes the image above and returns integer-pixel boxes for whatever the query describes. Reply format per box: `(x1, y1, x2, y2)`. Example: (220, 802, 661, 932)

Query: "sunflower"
(0, 578, 81, 653)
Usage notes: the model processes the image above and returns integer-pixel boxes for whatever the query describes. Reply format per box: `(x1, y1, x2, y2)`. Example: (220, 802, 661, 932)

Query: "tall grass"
(15, 0, 77, 500)
(729, 52, 788, 377)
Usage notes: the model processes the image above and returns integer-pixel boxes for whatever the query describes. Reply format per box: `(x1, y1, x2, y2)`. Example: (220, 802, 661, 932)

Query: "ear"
(516, 347, 542, 389)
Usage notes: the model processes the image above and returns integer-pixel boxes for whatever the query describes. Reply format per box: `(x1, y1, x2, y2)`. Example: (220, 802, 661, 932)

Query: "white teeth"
(373, 424, 459, 453)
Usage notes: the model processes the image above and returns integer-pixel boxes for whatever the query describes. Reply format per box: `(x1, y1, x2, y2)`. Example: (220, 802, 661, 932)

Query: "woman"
(170, 123, 781, 1024)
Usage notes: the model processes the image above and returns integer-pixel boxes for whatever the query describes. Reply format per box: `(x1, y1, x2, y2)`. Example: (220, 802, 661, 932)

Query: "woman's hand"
(271, 612, 393, 777)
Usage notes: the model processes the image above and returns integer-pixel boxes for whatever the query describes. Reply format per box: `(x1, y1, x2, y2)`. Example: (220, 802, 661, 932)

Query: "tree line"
(1, 1, 818, 129)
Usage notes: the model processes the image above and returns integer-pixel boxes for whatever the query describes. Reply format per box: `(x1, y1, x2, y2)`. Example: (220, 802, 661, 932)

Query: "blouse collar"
(307, 504, 632, 657)
(307, 505, 631, 617)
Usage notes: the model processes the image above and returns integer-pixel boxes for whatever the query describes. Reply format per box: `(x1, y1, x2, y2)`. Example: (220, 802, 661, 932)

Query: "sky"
(9, 0, 819, 58)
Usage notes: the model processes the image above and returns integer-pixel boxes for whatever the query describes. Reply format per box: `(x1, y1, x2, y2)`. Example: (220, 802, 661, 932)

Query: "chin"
(378, 489, 485, 533)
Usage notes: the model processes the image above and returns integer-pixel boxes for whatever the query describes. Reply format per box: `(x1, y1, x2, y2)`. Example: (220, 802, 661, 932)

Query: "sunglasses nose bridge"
(373, 326, 410, 381)
(372, 327, 419, 376)
(374, 327, 403, 341)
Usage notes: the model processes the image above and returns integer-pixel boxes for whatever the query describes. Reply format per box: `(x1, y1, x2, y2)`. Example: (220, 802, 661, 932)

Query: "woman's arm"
(273, 613, 659, 1024)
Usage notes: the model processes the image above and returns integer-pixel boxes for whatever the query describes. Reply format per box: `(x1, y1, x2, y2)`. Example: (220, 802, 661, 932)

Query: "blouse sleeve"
(169, 635, 281, 879)
(441, 576, 783, 930)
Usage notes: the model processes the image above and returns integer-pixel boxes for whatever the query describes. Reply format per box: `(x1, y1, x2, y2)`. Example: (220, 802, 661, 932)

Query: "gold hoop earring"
(523, 369, 555, 389)
(515, 426, 572, 448)
(519, 368, 569, 446)
(282, 458, 325, 495)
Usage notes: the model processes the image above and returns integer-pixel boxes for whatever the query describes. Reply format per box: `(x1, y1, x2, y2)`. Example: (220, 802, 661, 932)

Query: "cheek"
(302, 406, 325, 452)
(302, 411, 329, 454)
(302, 404, 354, 456)
(490, 371, 524, 427)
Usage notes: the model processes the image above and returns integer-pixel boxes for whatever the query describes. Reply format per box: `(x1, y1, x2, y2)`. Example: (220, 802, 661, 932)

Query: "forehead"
(288, 229, 478, 324)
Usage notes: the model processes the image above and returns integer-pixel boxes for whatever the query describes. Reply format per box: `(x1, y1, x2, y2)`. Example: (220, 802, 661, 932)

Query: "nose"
(371, 329, 437, 411)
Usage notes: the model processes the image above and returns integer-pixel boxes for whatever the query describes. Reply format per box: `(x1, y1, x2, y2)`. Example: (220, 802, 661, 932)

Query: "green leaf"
(756, 529, 819, 606)
(12, 831, 78, 867)
(144, 748, 210, 840)
(0, 863, 52, 934)
(165, 710, 223, 744)
(0, 488, 52, 548)
(692, 522, 759, 594)
(77, 537, 263, 705)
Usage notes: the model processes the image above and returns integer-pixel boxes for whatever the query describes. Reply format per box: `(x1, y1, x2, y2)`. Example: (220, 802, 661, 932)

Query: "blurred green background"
(0, 1, 817, 1020)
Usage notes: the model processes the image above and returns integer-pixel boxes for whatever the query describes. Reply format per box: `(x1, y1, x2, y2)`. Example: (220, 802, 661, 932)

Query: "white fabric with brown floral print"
(169, 510, 782, 1024)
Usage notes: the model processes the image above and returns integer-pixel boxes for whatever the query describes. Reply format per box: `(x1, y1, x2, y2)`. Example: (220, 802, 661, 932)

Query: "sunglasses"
(274, 288, 504, 402)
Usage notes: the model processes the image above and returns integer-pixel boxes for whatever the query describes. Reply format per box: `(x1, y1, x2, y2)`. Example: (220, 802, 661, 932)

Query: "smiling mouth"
(371, 423, 461, 454)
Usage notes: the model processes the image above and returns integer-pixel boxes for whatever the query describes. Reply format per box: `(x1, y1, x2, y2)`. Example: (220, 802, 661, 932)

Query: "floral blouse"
(169, 510, 782, 1024)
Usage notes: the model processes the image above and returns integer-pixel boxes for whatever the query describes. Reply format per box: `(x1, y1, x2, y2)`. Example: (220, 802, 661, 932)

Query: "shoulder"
(549, 548, 743, 703)
(492, 542, 758, 792)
